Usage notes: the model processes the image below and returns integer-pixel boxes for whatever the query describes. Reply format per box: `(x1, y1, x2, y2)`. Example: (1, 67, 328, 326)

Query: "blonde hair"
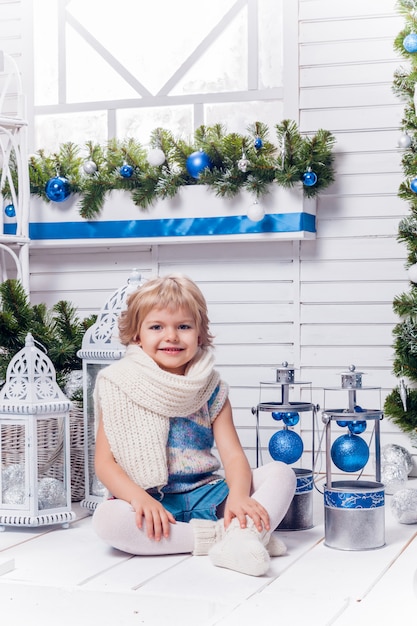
(118, 274, 214, 348)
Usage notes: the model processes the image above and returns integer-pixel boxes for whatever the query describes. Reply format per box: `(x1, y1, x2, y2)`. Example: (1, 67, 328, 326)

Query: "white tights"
(92, 461, 296, 555)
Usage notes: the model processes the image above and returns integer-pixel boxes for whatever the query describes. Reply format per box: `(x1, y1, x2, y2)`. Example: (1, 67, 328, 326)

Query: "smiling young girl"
(92, 274, 296, 577)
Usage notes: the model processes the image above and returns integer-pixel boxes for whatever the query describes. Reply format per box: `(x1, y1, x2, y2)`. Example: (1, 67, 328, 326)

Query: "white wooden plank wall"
(26, 0, 415, 472)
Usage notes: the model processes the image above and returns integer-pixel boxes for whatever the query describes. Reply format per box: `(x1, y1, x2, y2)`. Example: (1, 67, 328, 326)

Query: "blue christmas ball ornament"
(302, 170, 317, 187)
(331, 434, 369, 473)
(186, 151, 212, 179)
(348, 420, 367, 435)
(268, 429, 304, 465)
(4, 204, 15, 217)
(403, 33, 417, 53)
(254, 137, 263, 150)
(271, 412, 284, 421)
(120, 164, 134, 178)
(45, 176, 71, 203)
(282, 412, 300, 427)
(336, 420, 349, 428)
(410, 177, 417, 193)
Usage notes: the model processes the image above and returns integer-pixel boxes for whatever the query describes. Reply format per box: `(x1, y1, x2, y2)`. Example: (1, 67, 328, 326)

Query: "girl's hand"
(223, 494, 270, 533)
(130, 492, 176, 541)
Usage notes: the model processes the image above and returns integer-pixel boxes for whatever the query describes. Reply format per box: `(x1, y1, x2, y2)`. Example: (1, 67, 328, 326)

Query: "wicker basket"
(1, 402, 86, 502)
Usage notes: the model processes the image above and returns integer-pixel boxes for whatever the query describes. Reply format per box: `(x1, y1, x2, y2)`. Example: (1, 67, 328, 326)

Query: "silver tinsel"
(1, 463, 25, 492)
(3, 484, 25, 505)
(381, 462, 408, 494)
(91, 476, 107, 497)
(37, 477, 67, 509)
(391, 488, 417, 524)
(381, 444, 413, 474)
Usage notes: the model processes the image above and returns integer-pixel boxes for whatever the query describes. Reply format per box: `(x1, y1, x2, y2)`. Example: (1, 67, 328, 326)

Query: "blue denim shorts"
(151, 479, 229, 522)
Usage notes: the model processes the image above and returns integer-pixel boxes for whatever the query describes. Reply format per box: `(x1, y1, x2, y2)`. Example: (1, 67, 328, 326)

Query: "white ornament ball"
(83, 160, 98, 174)
(409, 263, 417, 283)
(398, 133, 412, 149)
(237, 157, 249, 173)
(247, 202, 265, 222)
(381, 461, 408, 494)
(3, 484, 25, 505)
(391, 488, 417, 524)
(381, 444, 413, 475)
(37, 477, 67, 509)
(147, 148, 166, 167)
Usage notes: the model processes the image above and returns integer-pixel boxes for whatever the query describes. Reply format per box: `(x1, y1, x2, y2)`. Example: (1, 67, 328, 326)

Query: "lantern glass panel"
(85, 362, 107, 498)
(35, 414, 70, 511)
(1, 421, 28, 509)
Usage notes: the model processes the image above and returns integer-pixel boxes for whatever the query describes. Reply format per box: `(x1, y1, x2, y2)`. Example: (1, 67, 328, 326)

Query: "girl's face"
(137, 306, 200, 375)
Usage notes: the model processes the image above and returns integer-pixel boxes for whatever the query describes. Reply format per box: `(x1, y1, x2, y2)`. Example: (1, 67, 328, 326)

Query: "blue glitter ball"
(348, 420, 367, 435)
(331, 434, 369, 473)
(271, 412, 284, 421)
(404, 33, 417, 53)
(120, 164, 134, 178)
(268, 429, 304, 464)
(45, 176, 71, 203)
(254, 137, 263, 150)
(186, 151, 212, 179)
(336, 420, 350, 428)
(302, 170, 318, 187)
(4, 204, 15, 217)
(282, 412, 300, 427)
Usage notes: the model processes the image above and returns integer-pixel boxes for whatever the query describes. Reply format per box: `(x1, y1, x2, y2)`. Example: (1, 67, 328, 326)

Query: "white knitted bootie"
(189, 518, 225, 555)
(208, 517, 270, 577)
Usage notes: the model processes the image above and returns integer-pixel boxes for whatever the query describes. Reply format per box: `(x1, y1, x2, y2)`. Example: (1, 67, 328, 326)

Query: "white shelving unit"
(0, 51, 30, 292)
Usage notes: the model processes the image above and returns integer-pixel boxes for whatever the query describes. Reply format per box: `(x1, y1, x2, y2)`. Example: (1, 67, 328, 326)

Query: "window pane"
(259, 0, 283, 89)
(117, 106, 193, 144)
(204, 100, 284, 135)
(33, 0, 59, 106)
(35, 111, 108, 152)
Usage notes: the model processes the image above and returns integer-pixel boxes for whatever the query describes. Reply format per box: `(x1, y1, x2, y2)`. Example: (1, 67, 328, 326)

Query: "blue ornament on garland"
(331, 433, 369, 473)
(186, 151, 212, 179)
(45, 176, 71, 203)
(403, 33, 417, 53)
(254, 137, 263, 150)
(410, 177, 417, 193)
(120, 164, 134, 178)
(302, 169, 317, 187)
(268, 429, 304, 464)
(4, 204, 15, 218)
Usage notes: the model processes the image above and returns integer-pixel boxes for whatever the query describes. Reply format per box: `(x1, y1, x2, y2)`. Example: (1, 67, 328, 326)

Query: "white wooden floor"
(1, 474, 417, 626)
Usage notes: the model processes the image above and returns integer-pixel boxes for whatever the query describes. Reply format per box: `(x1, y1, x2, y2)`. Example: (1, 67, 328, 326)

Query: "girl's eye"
(150, 324, 162, 330)
(179, 324, 192, 330)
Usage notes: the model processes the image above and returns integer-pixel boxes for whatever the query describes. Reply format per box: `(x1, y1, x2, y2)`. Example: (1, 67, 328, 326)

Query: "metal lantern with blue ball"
(252, 362, 316, 531)
(321, 364, 384, 550)
(45, 176, 71, 203)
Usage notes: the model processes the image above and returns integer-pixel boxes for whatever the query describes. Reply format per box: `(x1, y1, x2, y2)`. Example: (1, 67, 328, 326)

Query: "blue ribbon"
(324, 488, 384, 510)
(22, 212, 315, 240)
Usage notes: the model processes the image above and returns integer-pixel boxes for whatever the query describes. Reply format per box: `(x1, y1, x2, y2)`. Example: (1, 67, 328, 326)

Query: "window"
(32, 0, 284, 152)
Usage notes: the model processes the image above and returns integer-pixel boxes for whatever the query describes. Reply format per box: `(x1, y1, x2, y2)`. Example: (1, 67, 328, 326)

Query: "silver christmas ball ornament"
(147, 148, 166, 167)
(83, 160, 98, 174)
(37, 477, 67, 509)
(247, 201, 265, 222)
(398, 133, 412, 149)
(381, 462, 408, 494)
(1, 463, 25, 492)
(381, 443, 413, 474)
(3, 484, 25, 505)
(391, 488, 417, 524)
(237, 156, 249, 172)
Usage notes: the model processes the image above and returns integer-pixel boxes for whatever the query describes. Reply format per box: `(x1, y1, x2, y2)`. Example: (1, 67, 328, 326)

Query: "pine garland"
(384, 0, 417, 433)
(0, 279, 96, 398)
(23, 120, 336, 220)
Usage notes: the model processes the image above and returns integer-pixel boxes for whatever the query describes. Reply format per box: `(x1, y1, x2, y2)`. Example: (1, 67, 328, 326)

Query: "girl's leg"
(250, 460, 296, 530)
(92, 498, 195, 555)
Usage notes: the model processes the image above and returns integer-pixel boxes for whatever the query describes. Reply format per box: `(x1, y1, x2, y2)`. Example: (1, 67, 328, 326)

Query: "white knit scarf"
(95, 344, 221, 490)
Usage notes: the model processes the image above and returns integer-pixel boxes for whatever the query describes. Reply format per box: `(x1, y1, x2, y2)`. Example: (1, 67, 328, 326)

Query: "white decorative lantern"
(78, 269, 144, 511)
(0, 333, 74, 529)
